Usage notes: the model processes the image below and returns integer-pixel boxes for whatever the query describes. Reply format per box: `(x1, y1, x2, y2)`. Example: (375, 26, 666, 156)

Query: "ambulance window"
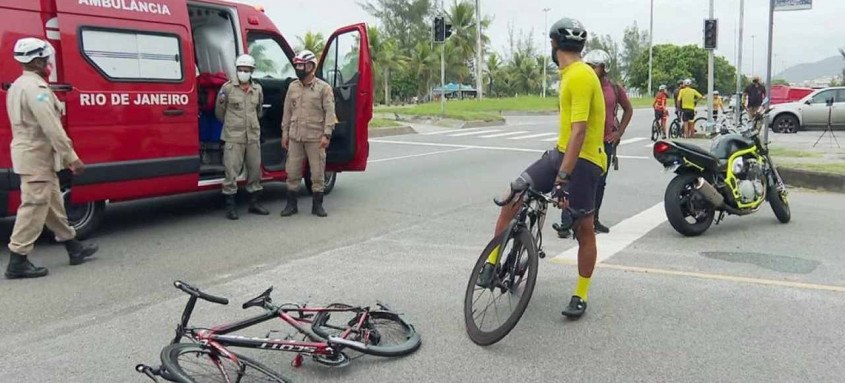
(247, 35, 294, 80)
(81, 28, 183, 82)
(322, 31, 360, 88)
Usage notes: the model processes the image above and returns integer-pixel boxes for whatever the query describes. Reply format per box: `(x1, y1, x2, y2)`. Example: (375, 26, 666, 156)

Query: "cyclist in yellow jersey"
(476, 16, 604, 319)
(712, 90, 725, 120)
(677, 78, 703, 137)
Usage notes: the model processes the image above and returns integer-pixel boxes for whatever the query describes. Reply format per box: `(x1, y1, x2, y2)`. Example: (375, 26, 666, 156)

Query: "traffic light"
(433, 16, 445, 42)
(444, 22, 452, 39)
(703, 18, 718, 50)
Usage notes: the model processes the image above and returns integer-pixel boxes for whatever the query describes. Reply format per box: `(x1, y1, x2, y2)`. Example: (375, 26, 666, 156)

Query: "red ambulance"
(1, 0, 373, 238)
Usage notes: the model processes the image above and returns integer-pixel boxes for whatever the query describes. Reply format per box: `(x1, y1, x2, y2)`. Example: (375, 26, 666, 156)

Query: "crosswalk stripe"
(508, 132, 557, 140)
(478, 131, 530, 138)
(422, 128, 481, 135)
(619, 137, 648, 145)
(449, 129, 502, 137)
(541, 137, 559, 142)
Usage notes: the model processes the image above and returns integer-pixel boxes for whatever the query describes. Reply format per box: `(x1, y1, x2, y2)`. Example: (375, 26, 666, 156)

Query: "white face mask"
(237, 70, 252, 83)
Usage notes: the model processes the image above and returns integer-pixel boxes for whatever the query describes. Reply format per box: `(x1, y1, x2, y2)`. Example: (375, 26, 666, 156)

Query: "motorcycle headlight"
(732, 157, 744, 174)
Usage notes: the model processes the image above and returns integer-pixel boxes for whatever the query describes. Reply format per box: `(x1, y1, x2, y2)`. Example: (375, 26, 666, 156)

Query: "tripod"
(813, 97, 840, 148)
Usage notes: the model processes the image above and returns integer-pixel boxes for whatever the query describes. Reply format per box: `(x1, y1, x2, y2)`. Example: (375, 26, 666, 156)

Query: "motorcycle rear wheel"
(665, 173, 715, 236)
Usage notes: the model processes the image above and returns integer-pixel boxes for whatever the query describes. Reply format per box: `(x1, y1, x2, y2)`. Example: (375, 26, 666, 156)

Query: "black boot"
(248, 191, 269, 215)
(280, 192, 298, 217)
(65, 239, 98, 266)
(5, 252, 49, 279)
(225, 195, 238, 220)
(312, 192, 327, 217)
(594, 213, 610, 234)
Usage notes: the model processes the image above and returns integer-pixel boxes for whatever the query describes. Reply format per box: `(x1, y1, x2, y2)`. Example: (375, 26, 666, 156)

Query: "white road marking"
(478, 131, 530, 138)
(551, 202, 666, 264)
(370, 139, 652, 159)
(508, 132, 557, 140)
(645, 143, 655, 147)
(542, 137, 559, 142)
(367, 147, 471, 163)
(449, 129, 502, 137)
(422, 128, 481, 135)
(619, 137, 648, 145)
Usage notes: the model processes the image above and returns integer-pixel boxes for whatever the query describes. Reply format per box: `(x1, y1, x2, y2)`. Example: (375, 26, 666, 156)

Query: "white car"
(767, 86, 845, 132)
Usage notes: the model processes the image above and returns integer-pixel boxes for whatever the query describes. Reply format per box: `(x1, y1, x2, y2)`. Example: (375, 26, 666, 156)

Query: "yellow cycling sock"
(485, 245, 501, 265)
(573, 276, 591, 301)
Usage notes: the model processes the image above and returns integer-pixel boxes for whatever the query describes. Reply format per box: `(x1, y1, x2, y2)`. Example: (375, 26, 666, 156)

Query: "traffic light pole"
(735, 0, 744, 126)
(706, 0, 714, 133)
(441, 42, 445, 115)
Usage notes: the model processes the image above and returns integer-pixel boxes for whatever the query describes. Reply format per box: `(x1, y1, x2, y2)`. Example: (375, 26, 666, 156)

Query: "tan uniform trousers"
(286, 140, 326, 193)
(222, 141, 263, 195)
(8, 173, 76, 255)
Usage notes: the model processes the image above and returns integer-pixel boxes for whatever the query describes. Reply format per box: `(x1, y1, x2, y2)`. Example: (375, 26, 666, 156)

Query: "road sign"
(774, 0, 811, 11)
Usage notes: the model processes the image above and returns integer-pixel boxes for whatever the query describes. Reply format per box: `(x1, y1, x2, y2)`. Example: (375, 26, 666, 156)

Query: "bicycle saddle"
(242, 286, 274, 310)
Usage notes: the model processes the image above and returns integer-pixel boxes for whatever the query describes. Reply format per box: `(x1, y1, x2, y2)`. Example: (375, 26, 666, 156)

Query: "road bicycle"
(136, 281, 421, 382)
(651, 109, 669, 142)
(670, 109, 708, 138)
(463, 178, 557, 346)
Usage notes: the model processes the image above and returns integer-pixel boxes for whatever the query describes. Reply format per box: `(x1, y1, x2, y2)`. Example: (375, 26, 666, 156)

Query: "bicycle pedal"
(291, 354, 303, 368)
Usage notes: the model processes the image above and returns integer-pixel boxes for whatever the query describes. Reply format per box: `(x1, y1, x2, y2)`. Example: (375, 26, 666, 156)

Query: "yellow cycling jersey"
(678, 87, 703, 110)
(556, 61, 607, 172)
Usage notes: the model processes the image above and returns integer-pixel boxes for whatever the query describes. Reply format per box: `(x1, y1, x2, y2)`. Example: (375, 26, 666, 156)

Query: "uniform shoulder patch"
(36, 93, 50, 102)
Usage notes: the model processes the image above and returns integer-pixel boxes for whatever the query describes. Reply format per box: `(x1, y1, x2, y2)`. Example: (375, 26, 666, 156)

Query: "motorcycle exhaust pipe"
(694, 177, 725, 208)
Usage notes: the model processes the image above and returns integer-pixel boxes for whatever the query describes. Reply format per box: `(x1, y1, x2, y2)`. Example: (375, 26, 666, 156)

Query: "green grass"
(376, 95, 655, 121)
(768, 147, 824, 158)
(369, 118, 402, 128)
(779, 162, 845, 174)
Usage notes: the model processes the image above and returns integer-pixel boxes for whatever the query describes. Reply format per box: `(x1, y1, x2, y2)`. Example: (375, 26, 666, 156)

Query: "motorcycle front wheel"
(665, 173, 715, 236)
(767, 181, 791, 223)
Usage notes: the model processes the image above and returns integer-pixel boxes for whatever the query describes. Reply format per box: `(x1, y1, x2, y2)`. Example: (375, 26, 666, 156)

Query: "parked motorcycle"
(652, 103, 791, 236)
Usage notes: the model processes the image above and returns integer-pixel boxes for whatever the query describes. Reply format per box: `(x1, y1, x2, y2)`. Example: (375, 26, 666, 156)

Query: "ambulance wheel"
(62, 190, 106, 240)
(304, 171, 337, 195)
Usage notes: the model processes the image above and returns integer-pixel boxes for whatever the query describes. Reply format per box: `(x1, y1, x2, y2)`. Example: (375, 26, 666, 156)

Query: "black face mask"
(296, 69, 309, 80)
(551, 47, 559, 66)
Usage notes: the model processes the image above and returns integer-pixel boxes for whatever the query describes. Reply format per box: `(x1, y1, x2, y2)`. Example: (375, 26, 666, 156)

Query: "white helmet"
(293, 50, 317, 65)
(659, 84, 667, 91)
(583, 49, 611, 68)
(13, 37, 55, 64)
(235, 54, 256, 69)
(683, 78, 692, 86)
(714, 90, 720, 95)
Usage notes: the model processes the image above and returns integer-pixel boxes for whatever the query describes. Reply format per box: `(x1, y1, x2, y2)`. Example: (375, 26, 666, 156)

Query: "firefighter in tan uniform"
(280, 50, 337, 218)
(215, 54, 269, 220)
(4, 38, 98, 279)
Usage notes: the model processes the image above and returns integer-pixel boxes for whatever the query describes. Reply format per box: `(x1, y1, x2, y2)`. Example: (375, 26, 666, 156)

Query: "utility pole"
(706, 0, 715, 132)
(735, 0, 744, 125)
(542, 8, 550, 98)
(764, 0, 775, 145)
(475, 0, 483, 100)
(648, 0, 653, 97)
(751, 34, 756, 77)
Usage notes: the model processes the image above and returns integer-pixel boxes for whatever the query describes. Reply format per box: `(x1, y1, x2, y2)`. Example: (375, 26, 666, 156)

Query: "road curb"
(369, 126, 417, 138)
(779, 166, 845, 193)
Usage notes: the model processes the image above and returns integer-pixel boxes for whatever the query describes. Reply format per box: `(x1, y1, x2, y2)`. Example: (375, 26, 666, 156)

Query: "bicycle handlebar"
(174, 280, 229, 305)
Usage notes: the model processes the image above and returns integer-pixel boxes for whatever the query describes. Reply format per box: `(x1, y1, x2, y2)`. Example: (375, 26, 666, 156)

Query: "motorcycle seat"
(674, 141, 718, 161)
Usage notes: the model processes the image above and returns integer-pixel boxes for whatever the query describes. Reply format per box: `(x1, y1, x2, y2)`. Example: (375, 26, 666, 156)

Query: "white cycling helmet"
(659, 84, 667, 91)
(714, 90, 720, 95)
(13, 37, 55, 64)
(293, 50, 318, 65)
(235, 54, 256, 69)
(683, 78, 692, 86)
(583, 49, 611, 68)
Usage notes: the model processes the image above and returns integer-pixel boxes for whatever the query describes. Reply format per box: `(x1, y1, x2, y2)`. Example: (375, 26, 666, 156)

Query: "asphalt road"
(1, 109, 843, 382)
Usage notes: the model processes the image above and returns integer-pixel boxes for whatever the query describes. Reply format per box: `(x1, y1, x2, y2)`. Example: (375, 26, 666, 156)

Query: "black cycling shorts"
(519, 149, 603, 215)
(682, 109, 695, 122)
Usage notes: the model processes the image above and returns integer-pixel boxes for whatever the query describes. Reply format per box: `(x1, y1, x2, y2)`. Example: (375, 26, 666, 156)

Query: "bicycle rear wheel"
(694, 117, 708, 134)
(669, 120, 681, 138)
(464, 228, 538, 346)
(160, 343, 291, 383)
(312, 306, 421, 358)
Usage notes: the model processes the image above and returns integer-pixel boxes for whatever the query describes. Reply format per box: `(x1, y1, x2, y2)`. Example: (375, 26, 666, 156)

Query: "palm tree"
(296, 31, 326, 57)
(246, 43, 278, 75)
(485, 53, 502, 96)
(446, 0, 492, 88)
(407, 41, 438, 99)
(368, 26, 407, 105)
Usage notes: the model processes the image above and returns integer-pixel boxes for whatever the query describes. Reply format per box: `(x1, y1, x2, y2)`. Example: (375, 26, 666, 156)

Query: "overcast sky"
(246, 0, 843, 77)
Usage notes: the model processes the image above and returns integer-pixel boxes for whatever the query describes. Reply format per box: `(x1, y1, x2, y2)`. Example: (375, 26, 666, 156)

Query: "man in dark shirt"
(743, 76, 766, 119)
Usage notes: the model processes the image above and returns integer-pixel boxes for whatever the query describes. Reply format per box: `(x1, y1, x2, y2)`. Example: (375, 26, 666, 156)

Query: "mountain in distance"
(774, 55, 843, 83)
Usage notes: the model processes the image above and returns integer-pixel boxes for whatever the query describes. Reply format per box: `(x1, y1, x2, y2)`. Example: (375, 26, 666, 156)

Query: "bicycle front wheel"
(651, 119, 660, 141)
(160, 343, 291, 383)
(464, 228, 539, 346)
(312, 306, 422, 358)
